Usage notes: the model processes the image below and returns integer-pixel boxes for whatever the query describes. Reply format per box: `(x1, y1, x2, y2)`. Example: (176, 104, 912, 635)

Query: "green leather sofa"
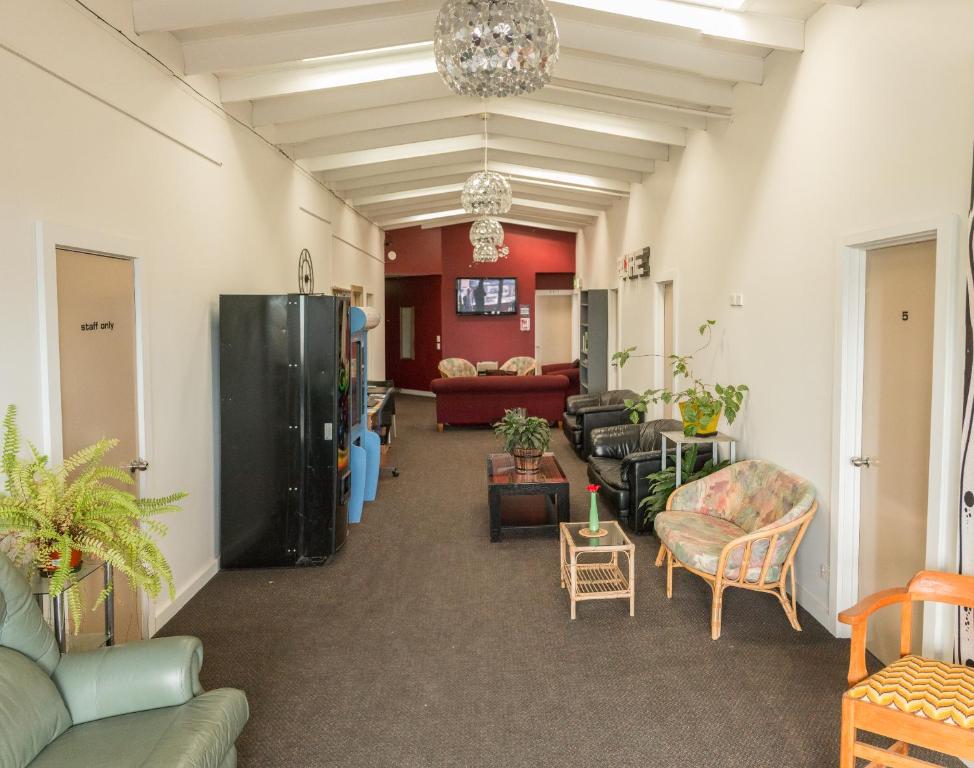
(0, 552, 248, 767)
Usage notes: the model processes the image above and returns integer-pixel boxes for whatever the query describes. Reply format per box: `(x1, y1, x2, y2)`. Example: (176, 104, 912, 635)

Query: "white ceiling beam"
(133, 0, 396, 33)
(371, 196, 600, 224)
(271, 96, 685, 148)
(289, 117, 671, 163)
(224, 47, 731, 110)
(409, 211, 588, 231)
(358, 189, 610, 219)
(819, 0, 861, 5)
(549, 0, 805, 51)
(352, 183, 464, 207)
(527, 86, 713, 130)
(304, 134, 656, 174)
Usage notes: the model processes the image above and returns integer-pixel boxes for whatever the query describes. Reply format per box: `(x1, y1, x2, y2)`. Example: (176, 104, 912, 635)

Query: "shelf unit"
(579, 289, 608, 395)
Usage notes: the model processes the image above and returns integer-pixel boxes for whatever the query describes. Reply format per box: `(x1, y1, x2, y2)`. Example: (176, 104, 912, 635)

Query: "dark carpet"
(161, 396, 959, 767)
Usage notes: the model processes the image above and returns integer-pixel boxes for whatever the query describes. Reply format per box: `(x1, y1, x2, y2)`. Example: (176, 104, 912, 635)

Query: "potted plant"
(493, 408, 551, 474)
(612, 320, 748, 437)
(638, 446, 729, 528)
(0, 405, 184, 630)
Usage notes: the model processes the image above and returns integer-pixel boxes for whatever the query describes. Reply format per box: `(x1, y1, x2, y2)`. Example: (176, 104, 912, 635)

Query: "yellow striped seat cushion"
(847, 655, 974, 728)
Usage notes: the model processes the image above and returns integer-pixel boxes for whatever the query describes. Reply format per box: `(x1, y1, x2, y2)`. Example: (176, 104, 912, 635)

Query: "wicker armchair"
(653, 460, 817, 639)
(500, 356, 537, 376)
(437, 358, 477, 378)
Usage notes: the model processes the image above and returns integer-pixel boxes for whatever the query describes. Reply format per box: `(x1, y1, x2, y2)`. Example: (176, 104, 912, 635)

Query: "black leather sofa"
(587, 419, 713, 534)
(562, 390, 641, 459)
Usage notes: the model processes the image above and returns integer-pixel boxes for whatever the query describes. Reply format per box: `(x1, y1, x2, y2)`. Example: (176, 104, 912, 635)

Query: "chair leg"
(655, 543, 667, 568)
(839, 697, 856, 768)
(776, 567, 803, 632)
(711, 585, 724, 640)
(436, 423, 444, 433)
(666, 551, 674, 599)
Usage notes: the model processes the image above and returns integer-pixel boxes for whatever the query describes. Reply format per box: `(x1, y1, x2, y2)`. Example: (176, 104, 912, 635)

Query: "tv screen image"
(456, 278, 517, 316)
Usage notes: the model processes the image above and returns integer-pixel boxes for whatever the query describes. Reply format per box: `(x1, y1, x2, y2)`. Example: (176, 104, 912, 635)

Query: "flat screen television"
(456, 278, 517, 316)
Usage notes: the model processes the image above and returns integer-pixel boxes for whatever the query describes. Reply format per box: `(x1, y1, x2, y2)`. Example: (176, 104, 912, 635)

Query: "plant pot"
(512, 447, 543, 474)
(679, 402, 721, 437)
(42, 548, 83, 574)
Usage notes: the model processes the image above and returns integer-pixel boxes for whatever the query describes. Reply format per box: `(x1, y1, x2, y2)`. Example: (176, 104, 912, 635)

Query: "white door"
(534, 293, 572, 365)
(857, 240, 936, 665)
(56, 248, 144, 644)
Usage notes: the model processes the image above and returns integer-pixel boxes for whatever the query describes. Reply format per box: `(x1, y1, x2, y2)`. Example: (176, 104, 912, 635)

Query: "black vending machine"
(219, 294, 351, 568)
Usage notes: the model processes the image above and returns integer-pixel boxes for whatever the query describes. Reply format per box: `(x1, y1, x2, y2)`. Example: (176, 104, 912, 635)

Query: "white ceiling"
(134, 0, 862, 232)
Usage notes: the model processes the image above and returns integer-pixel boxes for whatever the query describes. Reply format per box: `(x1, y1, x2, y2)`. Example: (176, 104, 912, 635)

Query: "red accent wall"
(384, 276, 442, 392)
(385, 223, 575, 386)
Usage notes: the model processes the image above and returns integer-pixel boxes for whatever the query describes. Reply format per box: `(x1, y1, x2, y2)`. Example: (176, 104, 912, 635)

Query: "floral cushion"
(437, 358, 477, 378)
(654, 510, 783, 582)
(667, 460, 815, 533)
(500, 357, 537, 376)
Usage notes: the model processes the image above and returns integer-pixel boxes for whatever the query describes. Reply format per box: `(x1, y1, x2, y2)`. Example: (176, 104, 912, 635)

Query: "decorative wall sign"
(519, 305, 531, 317)
(616, 247, 651, 280)
(520, 317, 531, 332)
(960, 148, 974, 664)
(298, 249, 314, 294)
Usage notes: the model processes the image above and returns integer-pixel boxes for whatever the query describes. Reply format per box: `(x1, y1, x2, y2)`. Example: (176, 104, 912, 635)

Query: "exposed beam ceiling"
(144, 0, 855, 230)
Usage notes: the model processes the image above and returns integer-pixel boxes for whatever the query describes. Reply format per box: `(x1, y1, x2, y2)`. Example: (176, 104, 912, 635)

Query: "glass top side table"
(31, 559, 115, 653)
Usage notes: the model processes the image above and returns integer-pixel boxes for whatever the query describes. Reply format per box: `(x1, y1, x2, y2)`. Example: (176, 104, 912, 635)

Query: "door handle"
(850, 456, 873, 468)
(128, 458, 149, 473)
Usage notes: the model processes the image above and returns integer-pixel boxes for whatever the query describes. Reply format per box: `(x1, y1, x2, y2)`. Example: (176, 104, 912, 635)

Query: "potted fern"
(613, 320, 748, 436)
(0, 405, 184, 630)
(493, 409, 551, 474)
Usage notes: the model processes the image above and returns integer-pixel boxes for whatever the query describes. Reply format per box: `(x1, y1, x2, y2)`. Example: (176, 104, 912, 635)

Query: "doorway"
(535, 291, 572, 366)
(384, 276, 441, 392)
(856, 241, 935, 664)
(831, 217, 963, 658)
(55, 248, 144, 644)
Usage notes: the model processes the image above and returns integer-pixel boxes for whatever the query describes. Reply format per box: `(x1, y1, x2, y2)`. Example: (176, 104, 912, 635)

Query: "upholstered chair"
(500, 356, 537, 376)
(561, 389, 641, 459)
(437, 357, 477, 378)
(654, 460, 817, 639)
(0, 551, 248, 766)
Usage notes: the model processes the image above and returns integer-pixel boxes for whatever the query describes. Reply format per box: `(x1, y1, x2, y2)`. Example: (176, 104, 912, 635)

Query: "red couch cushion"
(431, 374, 570, 426)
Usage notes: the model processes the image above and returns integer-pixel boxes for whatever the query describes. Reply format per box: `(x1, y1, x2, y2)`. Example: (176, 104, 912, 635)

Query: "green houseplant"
(493, 408, 551, 474)
(638, 445, 729, 527)
(613, 320, 749, 436)
(0, 405, 184, 629)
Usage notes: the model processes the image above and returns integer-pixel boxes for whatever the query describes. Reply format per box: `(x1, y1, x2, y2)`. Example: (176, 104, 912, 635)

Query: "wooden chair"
(839, 571, 974, 767)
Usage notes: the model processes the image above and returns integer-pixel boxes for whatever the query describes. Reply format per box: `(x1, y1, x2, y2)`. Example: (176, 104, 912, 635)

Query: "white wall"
(0, 0, 386, 629)
(575, 0, 974, 631)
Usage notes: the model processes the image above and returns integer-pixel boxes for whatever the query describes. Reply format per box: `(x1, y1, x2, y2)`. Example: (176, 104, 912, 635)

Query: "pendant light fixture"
(434, 0, 559, 99)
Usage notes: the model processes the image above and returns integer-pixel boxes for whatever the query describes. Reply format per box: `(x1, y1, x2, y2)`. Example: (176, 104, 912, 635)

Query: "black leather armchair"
(561, 390, 641, 459)
(587, 419, 713, 533)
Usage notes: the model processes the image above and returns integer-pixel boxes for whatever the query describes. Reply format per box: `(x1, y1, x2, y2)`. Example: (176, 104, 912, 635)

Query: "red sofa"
(541, 362, 580, 399)
(431, 374, 571, 429)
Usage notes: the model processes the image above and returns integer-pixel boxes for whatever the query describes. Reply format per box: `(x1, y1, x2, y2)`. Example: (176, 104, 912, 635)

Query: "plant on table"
(639, 446, 729, 527)
(0, 404, 184, 630)
(612, 320, 748, 437)
(493, 409, 551, 474)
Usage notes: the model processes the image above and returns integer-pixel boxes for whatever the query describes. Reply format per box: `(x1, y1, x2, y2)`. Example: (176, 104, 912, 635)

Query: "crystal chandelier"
(434, 0, 560, 98)
(462, 114, 512, 217)
(470, 218, 509, 262)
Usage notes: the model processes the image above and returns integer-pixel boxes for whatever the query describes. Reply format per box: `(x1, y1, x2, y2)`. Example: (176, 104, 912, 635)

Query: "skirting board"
(151, 557, 220, 635)
(797, 582, 831, 636)
(397, 388, 434, 398)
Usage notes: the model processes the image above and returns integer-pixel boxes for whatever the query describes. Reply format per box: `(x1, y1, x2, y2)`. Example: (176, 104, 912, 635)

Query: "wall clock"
(298, 248, 314, 294)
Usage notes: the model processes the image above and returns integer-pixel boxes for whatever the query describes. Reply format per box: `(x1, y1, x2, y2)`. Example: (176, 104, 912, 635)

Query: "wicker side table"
(559, 521, 635, 620)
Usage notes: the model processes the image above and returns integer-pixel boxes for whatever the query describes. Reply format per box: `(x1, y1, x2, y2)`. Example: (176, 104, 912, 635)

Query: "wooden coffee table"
(560, 521, 635, 620)
(486, 453, 570, 542)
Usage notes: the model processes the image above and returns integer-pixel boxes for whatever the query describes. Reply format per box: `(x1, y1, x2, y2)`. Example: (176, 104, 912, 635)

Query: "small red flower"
(587, 484, 600, 493)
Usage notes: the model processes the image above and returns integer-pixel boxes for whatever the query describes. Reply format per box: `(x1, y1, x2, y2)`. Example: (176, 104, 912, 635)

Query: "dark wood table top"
(487, 453, 568, 487)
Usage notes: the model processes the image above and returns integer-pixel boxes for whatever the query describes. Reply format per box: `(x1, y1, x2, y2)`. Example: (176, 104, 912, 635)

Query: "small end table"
(32, 560, 114, 653)
(661, 429, 738, 486)
(560, 521, 635, 620)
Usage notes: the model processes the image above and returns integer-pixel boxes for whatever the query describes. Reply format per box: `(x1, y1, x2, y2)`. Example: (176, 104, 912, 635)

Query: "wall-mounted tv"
(456, 278, 518, 316)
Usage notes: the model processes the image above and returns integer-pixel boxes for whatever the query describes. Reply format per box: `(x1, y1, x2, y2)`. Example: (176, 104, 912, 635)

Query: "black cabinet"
(219, 294, 351, 568)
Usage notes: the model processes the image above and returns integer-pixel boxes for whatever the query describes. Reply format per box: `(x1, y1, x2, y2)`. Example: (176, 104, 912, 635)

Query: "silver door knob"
(128, 458, 149, 473)
(850, 456, 872, 468)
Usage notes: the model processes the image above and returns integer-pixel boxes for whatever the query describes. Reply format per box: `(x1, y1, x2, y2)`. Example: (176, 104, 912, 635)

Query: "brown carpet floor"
(161, 395, 959, 767)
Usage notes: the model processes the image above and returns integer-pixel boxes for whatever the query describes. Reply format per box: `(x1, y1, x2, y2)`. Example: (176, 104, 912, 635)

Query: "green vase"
(588, 493, 599, 532)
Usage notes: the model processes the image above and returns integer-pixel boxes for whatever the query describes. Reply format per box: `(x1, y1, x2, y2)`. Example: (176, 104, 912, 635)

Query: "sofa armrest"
(589, 423, 642, 459)
(621, 450, 665, 483)
(565, 394, 599, 414)
(581, 409, 640, 457)
(52, 636, 204, 725)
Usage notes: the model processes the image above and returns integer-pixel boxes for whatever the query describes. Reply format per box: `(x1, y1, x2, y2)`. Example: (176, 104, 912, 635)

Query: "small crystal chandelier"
(470, 218, 509, 262)
(434, 0, 560, 98)
(462, 114, 512, 217)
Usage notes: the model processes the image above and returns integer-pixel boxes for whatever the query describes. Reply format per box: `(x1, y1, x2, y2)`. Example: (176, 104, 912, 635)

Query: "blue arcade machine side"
(348, 306, 382, 524)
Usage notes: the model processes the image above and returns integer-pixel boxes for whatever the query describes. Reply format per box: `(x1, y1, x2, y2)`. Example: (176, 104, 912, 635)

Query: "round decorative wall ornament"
(433, 0, 560, 98)
(298, 249, 314, 294)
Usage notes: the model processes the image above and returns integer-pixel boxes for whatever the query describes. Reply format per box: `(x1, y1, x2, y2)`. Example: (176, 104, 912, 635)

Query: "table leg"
(104, 562, 115, 646)
(570, 553, 578, 620)
(489, 487, 501, 542)
(628, 547, 635, 617)
(731, 441, 736, 463)
(661, 435, 667, 471)
(556, 486, 570, 525)
(676, 442, 682, 486)
(559, 526, 565, 588)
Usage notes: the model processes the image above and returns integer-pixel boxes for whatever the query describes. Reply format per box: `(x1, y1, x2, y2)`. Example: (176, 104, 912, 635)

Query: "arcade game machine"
(348, 306, 382, 524)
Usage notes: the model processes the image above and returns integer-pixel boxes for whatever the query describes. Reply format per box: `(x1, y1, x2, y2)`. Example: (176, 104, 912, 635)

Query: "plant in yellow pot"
(612, 320, 748, 437)
(0, 404, 185, 630)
